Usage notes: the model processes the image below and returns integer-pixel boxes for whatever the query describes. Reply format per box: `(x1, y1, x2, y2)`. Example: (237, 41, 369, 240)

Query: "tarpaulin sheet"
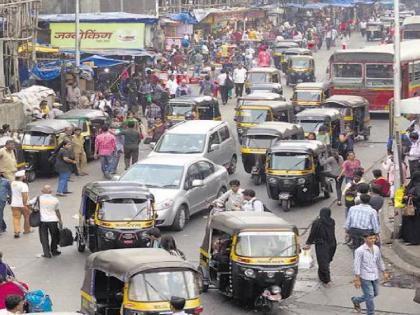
(168, 12, 198, 25)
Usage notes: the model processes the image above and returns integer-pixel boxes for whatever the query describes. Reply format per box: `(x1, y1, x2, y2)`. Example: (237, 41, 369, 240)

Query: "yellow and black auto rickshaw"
(295, 108, 342, 147)
(81, 248, 203, 315)
(266, 140, 331, 211)
(199, 211, 299, 313)
(22, 119, 74, 178)
(286, 55, 315, 86)
(56, 109, 110, 159)
(282, 48, 312, 73)
(240, 122, 304, 185)
(323, 95, 371, 140)
(292, 82, 330, 112)
(235, 93, 294, 140)
(272, 41, 299, 70)
(75, 181, 156, 253)
(245, 67, 282, 95)
(165, 96, 221, 127)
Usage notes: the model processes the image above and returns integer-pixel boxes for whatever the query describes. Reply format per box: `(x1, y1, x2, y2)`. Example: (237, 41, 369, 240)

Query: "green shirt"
(119, 128, 141, 148)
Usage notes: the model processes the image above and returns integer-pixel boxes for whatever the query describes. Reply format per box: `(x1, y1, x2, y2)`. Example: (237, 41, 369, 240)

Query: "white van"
(149, 120, 237, 174)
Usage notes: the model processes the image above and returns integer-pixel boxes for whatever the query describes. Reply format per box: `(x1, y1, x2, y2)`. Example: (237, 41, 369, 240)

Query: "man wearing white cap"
(10, 170, 30, 238)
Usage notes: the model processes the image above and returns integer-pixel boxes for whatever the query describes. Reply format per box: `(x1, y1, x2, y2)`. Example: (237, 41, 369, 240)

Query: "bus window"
(365, 64, 393, 87)
(332, 64, 363, 84)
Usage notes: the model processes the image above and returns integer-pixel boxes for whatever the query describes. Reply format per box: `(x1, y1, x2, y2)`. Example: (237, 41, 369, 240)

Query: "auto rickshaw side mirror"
(150, 142, 156, 149)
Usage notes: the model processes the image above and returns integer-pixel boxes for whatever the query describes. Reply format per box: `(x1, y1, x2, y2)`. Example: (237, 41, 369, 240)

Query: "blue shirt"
(354, 243, 385, 280)
(0, 177, 11, 202)
(345, 203, 380, 234)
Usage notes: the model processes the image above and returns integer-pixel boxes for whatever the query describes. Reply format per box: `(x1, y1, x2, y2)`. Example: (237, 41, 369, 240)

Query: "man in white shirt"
(241, 189, 264, 212)
(233, 64, 247, 98)
(10, 170, 29, 238)
(30, 185, 62, 258)
(214, 179, 244, 211)
(166, 74, 178, 99)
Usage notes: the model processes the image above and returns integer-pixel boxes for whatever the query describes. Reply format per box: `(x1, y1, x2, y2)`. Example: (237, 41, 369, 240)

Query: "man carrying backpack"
(241, 189, 264, 212)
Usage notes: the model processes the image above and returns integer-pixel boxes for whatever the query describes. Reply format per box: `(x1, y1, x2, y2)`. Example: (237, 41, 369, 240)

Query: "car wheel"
(228, 155, 237, 175)
(281, 199, 291, 212)
(172, 205, 188, 231)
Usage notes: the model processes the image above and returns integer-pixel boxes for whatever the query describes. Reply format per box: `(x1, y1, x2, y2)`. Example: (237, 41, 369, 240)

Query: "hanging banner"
(50, 23, 145, 49)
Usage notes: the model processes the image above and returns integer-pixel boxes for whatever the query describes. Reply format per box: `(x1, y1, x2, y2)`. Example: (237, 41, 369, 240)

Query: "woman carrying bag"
(304, 208, 337, 287)
(401, 171, 420, 245)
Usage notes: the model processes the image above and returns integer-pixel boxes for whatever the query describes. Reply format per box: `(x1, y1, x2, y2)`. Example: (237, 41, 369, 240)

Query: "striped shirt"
(345, 203, 380, 234)
(354, 243, 385, 280)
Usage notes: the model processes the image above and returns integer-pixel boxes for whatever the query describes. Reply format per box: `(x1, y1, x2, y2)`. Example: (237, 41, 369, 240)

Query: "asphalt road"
(3, 32, 414, 315)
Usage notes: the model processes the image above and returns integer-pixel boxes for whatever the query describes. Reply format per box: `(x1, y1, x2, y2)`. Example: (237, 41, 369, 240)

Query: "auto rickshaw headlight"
(270, 285, 281, 294)
(104, 231, 116, 240)
(297, 178, 306, 185)
(285, 268, 295, 277)
(267, 271, 276, 278)
(244, 268, 256, 278)
(268, 177, 277, 184)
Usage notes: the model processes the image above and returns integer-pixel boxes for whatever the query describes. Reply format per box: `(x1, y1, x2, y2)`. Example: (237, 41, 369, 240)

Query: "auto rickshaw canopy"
(324, 95, 369, 109)
(295, 108, 341, 121)
(295, 82, 329, 91)
(246, 122, 304, 139)
(82, 181, 154, 204)
(202, 212, 297, 252)
(85, 248, 197, 282)
(247, 67, 280, 75)
(25, 119, 74, 134)
(57, 109, 109, 121)
(269, 140, 327, 156)
(283, 48, 312, 56)
(238, 92, 284, 103)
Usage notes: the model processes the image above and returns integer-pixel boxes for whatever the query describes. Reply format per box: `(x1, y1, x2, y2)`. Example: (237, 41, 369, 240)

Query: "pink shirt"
(258, 51, 271, 67)
(342, 159, 361, 178)
(95, 132, 116, 156)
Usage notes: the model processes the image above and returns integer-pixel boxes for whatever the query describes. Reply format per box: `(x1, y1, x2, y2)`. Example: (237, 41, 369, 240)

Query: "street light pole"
(75, 0, 80, 85)
(120, 0, 124, 12)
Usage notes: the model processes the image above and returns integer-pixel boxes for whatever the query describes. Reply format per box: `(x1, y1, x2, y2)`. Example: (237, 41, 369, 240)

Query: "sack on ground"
(298, 249, 314, 269)
(26, 290, 53, 312)
(59, 228, 74, 247)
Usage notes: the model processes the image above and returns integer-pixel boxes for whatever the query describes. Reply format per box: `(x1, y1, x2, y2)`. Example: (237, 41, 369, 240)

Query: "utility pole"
(120, 0, 124, 12)
(393, 0, 403, 237)
(75, 0, 81, 85)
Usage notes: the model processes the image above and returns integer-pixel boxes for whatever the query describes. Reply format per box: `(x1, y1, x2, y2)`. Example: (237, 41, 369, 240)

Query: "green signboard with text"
(50, 22, 145, 49)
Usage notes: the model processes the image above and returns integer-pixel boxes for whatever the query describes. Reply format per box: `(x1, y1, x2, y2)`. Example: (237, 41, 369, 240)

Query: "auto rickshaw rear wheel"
(281, 199, 291, 212)
(77, 236, 86, 252)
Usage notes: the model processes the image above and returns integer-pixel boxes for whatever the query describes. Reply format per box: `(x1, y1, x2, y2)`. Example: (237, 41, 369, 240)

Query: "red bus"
(328, 40, 420, 113)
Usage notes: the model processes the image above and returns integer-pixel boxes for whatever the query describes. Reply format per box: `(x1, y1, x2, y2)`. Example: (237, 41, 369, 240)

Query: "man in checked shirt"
(351, 231, 390, 314)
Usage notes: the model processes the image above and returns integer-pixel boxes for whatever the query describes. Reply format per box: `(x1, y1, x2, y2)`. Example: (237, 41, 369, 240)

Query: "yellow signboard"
(50, 22, 145, 49)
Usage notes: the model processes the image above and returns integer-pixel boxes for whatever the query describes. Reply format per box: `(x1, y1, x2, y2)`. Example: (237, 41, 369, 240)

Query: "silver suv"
(119, 155, 228, 231)
(149, 120, 238, 174)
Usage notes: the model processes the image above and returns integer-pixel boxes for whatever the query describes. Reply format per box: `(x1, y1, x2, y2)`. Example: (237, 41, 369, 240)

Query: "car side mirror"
(112, 175, 120, 181)
(210, 144, 220, 151)
(191, 179, 204, 188)
(150, 142, 156, 149)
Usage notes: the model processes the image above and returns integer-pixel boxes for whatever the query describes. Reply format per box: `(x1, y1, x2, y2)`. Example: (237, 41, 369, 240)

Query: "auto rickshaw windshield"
(120, 164, 184, 189)
(295, 90, 321, 102)
(291, 58, 311, 68)
(167, 104, 193, 116)
(297, 120, 324, 132)
(22, 132, 55, 146)
(245, 135, 277, 148)
(270, 153, 312, 171)
(238, 109, 270, 123)
(155, 133, 206, 154)
(248, 72, 269, 82)
(236, 231, 296, 257)
(129, 270, 200, 302)
(98, 199, 150, 221)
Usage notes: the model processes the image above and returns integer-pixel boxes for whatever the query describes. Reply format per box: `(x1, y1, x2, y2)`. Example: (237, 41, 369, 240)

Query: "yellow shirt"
(0, 147, 17, 173)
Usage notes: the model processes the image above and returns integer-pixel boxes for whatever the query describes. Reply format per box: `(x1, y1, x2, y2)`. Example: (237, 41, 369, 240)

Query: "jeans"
(100, 155, 113, 176)
(111, 150, 122, 174)
(57, 171, 71, 194)
(219, 86, 229, 104)
(0, 199, 7, 231)
(352, 279, 379, 315)
(39, 221, 60, 256)
(194, 64, 201, 77)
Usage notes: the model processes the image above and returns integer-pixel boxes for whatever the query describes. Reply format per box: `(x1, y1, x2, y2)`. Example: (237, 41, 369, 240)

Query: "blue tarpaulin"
(39, 12, 158, 25)
(81, 55, 129, 67)
(321, 0, 355, 7)
(168, 12, 198, 25)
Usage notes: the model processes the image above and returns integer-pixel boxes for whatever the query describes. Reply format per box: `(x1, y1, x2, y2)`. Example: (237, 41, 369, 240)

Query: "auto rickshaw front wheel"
(252, 174, 262, 186)
(77, 236, 86, 253)
(281, 199, 291, 212)
(26, 170, 36, 183)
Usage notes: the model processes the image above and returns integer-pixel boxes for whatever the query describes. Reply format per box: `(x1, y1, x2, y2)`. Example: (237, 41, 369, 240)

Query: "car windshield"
(238, 109, 270, 123)
(155, 134, 206, 154)
(236, 231, 296, 257)
(167, 104, 193, 116)
(248, 72, 268, 83)
(245, 135, 278, 148)
(297, 120, 324, 132)
(129, 270, 200, 302)
(120, 164, 184, 189)
(98, 199, 151, 221)
(295, 91, 321, 102)
(291, 58, 310, 68)
(270, 153, 312, 170)
(22, 132, 54, 146)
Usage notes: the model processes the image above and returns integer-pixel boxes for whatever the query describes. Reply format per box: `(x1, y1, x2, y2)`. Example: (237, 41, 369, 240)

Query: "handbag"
(403, 197, 416, 216)
(29, 197, 41, 228)
(225, 76, 234, 90)
(298, 249, 314, 269)
(59, 228, 74, 247)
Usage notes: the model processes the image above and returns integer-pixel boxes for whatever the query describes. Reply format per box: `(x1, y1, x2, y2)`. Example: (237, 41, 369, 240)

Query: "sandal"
(351, 299, 361, 313)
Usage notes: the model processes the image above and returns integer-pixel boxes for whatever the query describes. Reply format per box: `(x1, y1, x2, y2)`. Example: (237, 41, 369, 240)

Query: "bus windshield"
(366, 64, 393, 87)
